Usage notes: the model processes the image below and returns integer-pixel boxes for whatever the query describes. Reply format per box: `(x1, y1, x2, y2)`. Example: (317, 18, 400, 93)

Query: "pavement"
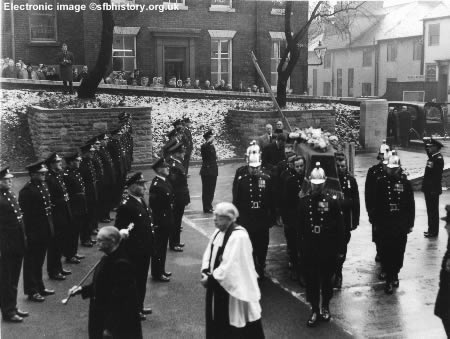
(2, 152, 450, 338)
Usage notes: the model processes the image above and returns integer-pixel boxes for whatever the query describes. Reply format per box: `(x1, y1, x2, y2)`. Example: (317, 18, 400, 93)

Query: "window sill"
(163, 2, 188, 10)
(209, 6, 235, 13)
(28, 41, 60, 47)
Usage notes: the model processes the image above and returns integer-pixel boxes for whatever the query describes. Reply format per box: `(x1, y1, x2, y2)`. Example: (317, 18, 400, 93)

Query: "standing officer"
(373, 155, 415, 294)
(182, 117, 194, 176)
(89, 137, 104, 227)
(167, 142, 190, 252)
(97, 133, 116, 222)
(334, 153, 360, 288)
(298, 163, 345, 327)
(283, 156, 308, 283)
(0, 168, 28, 322)
(115, 172, 154, 320)
(45, 153, 72, 281)
(273, 143, 295, 227)
(79, 144, 98, 247)
(365, 150, 386, 262)
(149, 159, 174, 282)
(200, 130, 218, 213)
(108, 128, 126, 208)
(232, 155, 274, 278)
(19, 161, 55, 302)
(63, 152, 87, 264)
(422, 139, 444, 238)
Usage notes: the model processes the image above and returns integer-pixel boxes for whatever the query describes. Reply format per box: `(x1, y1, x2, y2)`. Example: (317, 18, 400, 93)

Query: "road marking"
(182, 216, 208, 238)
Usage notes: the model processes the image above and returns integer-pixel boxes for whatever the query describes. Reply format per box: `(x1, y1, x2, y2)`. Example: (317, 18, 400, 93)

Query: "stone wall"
(27, 106, 152, 164)
(227, 109, 335, 146)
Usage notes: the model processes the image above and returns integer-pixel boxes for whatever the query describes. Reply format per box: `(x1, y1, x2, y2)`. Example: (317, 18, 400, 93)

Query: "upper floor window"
(210, 0, 234, 11)
(428, 23, 440, 46)
(387, 42, 397, 62)
(29, 0, 57, 42)
(413, 39, 422, 60)
(163, 0, 188, 10)
(324, 53, 331, 69)
(112, 34, 136, 72)
(362, 49, 372, 67)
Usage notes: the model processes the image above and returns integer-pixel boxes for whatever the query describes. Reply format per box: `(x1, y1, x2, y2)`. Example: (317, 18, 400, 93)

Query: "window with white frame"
(29, 0, 57, 42)
(211, 39, 232, 85)
(428, 23, 440, 46)
(210, 0, 234, 11)
(112, 34, 136, 72)
(387, 42, 397, 62)
(271, 40, 290, 91)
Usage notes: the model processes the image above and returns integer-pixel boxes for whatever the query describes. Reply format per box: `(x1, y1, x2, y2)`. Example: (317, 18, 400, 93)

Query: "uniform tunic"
(422, 152, 444, 235)
(200, 141, 218, 212)
(0, 189, 26, 317)
(183, 126, 194, 175)
(365, 163, 385, 243)
(98, 146, 116, 219)
(79, 157, 98, 240)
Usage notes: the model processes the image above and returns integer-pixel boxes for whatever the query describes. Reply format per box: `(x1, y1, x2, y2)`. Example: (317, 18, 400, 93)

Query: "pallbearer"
(150, 158, 174, 282)
(200, 130, 218, 213)
(0, 167, 28, 322)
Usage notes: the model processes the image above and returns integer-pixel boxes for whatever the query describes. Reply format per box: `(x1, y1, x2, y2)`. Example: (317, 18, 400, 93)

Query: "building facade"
(1, 0, 309, 93)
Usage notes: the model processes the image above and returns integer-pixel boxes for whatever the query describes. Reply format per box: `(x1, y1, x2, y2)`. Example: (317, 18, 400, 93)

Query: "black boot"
(307, 310, 320, 327)
(384, 282, 394, 294)
(321, 304, 331, 322)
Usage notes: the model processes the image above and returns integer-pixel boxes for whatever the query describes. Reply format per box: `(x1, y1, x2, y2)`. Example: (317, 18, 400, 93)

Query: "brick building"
(1, 0, 309, 93)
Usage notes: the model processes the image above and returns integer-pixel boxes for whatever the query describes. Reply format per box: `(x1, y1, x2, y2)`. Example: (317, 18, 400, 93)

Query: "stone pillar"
(359, 99, 388, 152)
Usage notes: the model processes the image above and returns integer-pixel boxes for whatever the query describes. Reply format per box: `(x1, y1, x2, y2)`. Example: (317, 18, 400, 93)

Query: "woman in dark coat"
(435, 205, 450, 337)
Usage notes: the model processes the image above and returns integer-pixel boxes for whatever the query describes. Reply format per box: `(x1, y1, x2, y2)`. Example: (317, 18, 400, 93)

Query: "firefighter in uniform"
(182, 117, 194, 176)
(19, 161, 55, 302)
(149, 158, 174, 282)
(63, 152, 87, 264)
(298, 162, 345, 327)
(232, 152, 274, 278)
(108, 128, 126, 207)
(273, 143, 295, 227)
(0, 168, 28, 322)
(89, 137, 105, 227)
(334, 153, 360, 288)
(365, 151, 386, 262)
(79, 144, 98, 247)
(97, 133, 116, 222)
(167, 142, 190, 252)
(373, 154, 415, 294)
(200, 130, 218, 213)
(45, 153, 72, 280)
(162, 120, 184, 158)
(422, 138, 444, 238)
(115, 172, 154, 320)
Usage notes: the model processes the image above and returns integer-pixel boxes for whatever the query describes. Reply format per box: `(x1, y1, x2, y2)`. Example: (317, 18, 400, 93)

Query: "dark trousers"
(151, 228, 170, 277)
(81, 203, 97, 242)
(336, 231, 352, 274)
(379, 234, 407, 283)
(285, 214, 301, 276)
(62, 81, 73, 93)
(247, 228, 269, 275)
(425, 192, 440, 235)
(64, 215, 82, 259)
(170, 203, 185, 248)
(47, 235, 63, 276)
(130, 253, 151, 310)
(99, 183, 114, 219)
(0, 253, 23, 317)
(23, 242, 47, 295)
(184, 151, 192, 175)
(201, 175, 217, 212)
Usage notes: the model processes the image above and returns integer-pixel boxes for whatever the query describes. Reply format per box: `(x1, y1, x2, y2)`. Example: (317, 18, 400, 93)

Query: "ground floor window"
(271, 39, 290, 91)
(323, 82, 331, 96)
(112, 34, 136, 72)
(211, 39, 232, 85)
(362, 82, 372, 96)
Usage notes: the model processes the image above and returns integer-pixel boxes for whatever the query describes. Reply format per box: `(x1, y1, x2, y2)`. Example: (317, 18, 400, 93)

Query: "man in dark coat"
(79, 144, 98, 247)
(97, 133, 116, 222)
(108, 128, 127, 208)
(68, 226, 142, 339)
(422, 139, 444, 238)
(298, 163, 345, 327)
(398, 106, 411, 147)
(57, 43, 74, 94)
(63, 152, 87, 264)
(45, 153, 72, 281)
(115, 172, 154, 320)
(233, 155, 275, 278)
(200, 130, 218, 213)
(149, 159, 174, 282)
(373, 154, 415, 294)
(89, 137, 105, 226)
(435, 206, 450, 336)
(261, 133, 286, 173)
(167, 142, 190, 252)
(334, 153, 360, 288)
(182, 117, 194, 176)
(19, 161, 55, 302)
(0, 168, 28, 322)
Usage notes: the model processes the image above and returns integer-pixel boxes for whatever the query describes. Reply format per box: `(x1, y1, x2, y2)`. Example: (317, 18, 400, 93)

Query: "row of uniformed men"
(232, 141, 418, 327)
(0, 113, 133, 322)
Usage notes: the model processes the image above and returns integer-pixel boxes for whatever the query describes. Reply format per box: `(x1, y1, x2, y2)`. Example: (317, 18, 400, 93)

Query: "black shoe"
(74, 254, 85, 260)
(4, 314, 23, 322)
(81, 241, 93, 248)
(384, 282, 394, 294)
(49, 273, 66, 281)
(320, 306, 331, 322)
(139, 313, 146, 321)
(28, 293, 45, 302)
(90, 239, 97, 244)
(163, 271, 172, 277)
(378, 271, 387, 280)
(16, 309, 29, 317)
(424, 232, 438, 238)
(170, 246, 183, 252)
(307, 311, 319, 327)
(61, 268, 72, 275)
(177, 243, 185, 248)
(152, 275, 170, 282)
(40, 289, 55, 296)
(66, 257, 81, 264)
(141, 307, 152, 315)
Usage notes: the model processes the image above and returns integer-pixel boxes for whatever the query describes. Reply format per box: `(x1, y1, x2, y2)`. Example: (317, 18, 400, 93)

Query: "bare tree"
(78, 0, 114, 99)
(276, 1, 366, 107)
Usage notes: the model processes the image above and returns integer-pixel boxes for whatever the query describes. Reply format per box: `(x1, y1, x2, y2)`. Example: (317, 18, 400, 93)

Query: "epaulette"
(258, 172, 270, 180)
(237, 174, 248, 181)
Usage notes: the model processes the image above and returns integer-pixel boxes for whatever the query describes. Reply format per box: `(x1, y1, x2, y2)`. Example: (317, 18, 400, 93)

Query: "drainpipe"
(11, 0, 16, 61)
(374, 39, 379, 96)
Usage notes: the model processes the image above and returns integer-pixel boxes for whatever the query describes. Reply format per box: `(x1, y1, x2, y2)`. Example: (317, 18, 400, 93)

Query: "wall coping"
(28, 105, 151, 112)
